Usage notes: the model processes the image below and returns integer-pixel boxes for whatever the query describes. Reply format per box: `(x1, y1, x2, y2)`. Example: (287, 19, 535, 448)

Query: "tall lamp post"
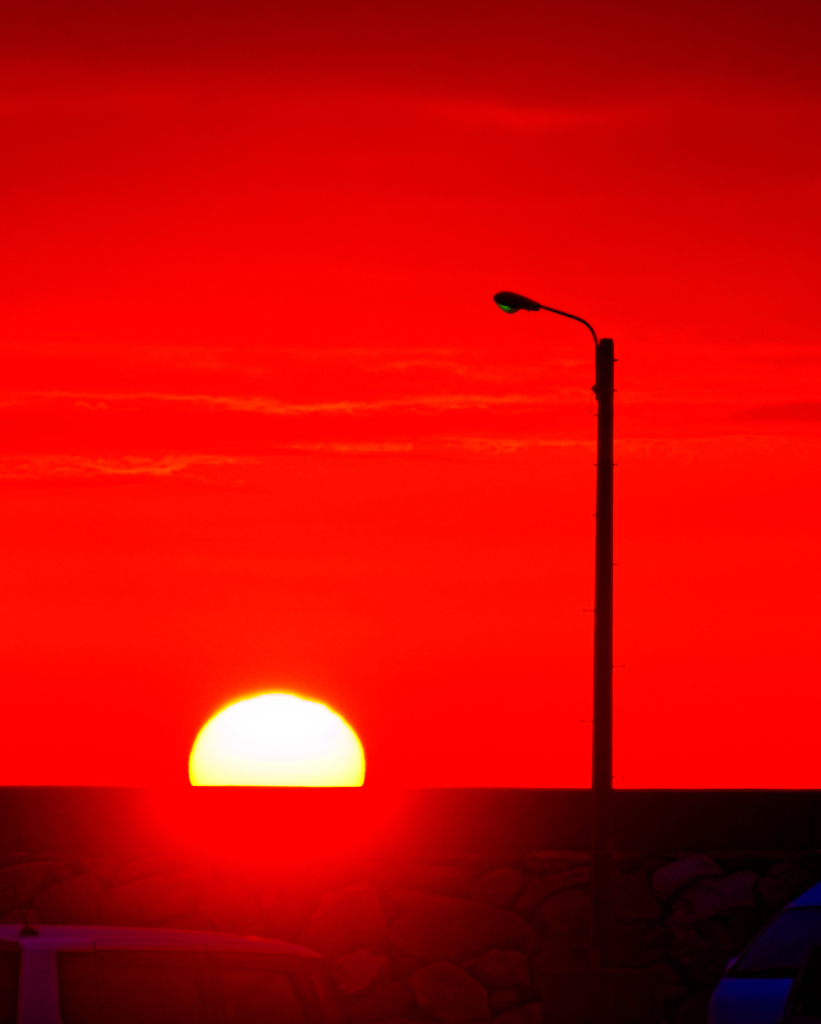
(493, 291, 614, 967)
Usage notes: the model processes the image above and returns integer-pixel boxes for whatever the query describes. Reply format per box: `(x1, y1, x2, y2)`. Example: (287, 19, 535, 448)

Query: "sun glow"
(188, 693, 365, 786)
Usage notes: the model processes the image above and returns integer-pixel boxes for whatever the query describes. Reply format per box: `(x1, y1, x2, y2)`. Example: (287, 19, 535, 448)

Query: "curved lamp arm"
(493, 291, 598, 347)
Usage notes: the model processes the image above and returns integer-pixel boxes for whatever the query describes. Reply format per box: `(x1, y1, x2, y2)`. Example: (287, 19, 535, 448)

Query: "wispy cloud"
(0, 389, 560, 416)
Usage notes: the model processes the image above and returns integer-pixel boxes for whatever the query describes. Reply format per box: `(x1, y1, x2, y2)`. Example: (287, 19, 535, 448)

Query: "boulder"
(541, 890, 589, 934)
(652, 856, 722, 903)
(115, 857, 187, 886)
(34, 873, 102, 924)
(409, 961, 491, 1023)
(522, 852, 588, 876)
(671, 988, 712, 1024)
(390, 891, 536, 963)
(260, 881, 321, 941)
(301, 885, 388, 959)
(0, 908, 41, 925)
(348, 982, 415, 1023)
(469, 869, 526, 909)
(668, 872, 759, 925)
(199, 884, 261, 936)
(101, 875, 193, 926)
(516, 868, 589, 913)
(0, 862, 74, 916)
(333, 947, 392, 997)
(613, 871, 663, 922)
(756, 863, 817, 909)
(474, 950, 530, 990)
(394, 863, 474, 897)
(492, 1004, 541, 1024)
(490, 990, 519, 1014)
(641, 962, 689, 1001)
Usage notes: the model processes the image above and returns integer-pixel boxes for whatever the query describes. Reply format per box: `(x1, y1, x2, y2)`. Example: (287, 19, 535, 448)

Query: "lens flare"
(189, 693, 365, 786)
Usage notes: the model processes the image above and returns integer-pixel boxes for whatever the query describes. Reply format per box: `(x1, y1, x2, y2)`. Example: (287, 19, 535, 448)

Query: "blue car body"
(709, 881, 821, 1024)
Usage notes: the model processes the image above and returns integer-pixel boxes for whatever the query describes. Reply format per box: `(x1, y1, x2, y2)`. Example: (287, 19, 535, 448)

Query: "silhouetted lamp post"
(493, 290, 614, 967)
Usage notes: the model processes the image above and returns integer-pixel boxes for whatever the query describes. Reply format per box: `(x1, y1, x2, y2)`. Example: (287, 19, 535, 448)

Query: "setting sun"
(189, 693, 365, 786)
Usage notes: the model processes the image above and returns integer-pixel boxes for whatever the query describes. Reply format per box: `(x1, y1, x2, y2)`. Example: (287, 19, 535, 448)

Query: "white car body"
(709, 880, 821, 1024)
(0, 923, 346, 1024)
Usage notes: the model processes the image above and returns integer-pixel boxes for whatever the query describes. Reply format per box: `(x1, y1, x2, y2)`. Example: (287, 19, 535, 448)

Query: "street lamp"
(493, 290, 614, 968)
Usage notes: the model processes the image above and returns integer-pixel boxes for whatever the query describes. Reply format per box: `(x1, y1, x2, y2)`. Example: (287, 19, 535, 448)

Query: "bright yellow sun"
(189, 693, 365, 786)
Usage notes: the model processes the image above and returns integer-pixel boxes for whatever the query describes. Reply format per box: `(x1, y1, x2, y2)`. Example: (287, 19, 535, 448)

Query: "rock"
(34, 873, 102, 924)
(522, 852, 588, 876)
(409, 961, 491, 1023)
(671, 988, 712, 1024)
(333, 947, 392, 997)
(170, 863, 213, 900)
(530, 936, 588, 980)
(613, 871, 663, 922)
(390, 891, 537, 963)
(668, 872, 759, 925)
(101, 876, 193, 926)
(394, 863, 474, 897)
(164, 914, 214, 931)
(0, 862, 74, 916)
(756, 863, 817, 909)
(301, 885, 388, 959)
(642, 962, 688, 1001)
(469, 869, 526, 909)
(260, 881, 321, 941)
(199, 884, 261, 936)
(115, 857, 186, 886)
(606, 923, 667, 968)
(516, 868, 589, 913)
(348, 982, 415, 1023)
(474, 950, 530, 990)
(490, 990, 519, 1013)
(667, 922, 735, 990)
(541, 890, 589, 933)
(492, 1004, 541, 1024)
(0, 908, 41, 925)
(652, 856, 722, 903)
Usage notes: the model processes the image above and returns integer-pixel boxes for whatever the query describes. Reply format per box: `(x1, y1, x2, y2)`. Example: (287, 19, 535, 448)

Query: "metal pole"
(590, 337, 615, 967)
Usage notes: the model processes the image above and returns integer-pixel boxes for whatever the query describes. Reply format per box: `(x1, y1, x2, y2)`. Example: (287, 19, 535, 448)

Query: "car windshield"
(58, 949, 329, 1024)
(732, 909, 821, 979)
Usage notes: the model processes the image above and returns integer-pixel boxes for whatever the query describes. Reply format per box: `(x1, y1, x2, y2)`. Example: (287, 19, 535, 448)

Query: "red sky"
(1, 0, 820, 787)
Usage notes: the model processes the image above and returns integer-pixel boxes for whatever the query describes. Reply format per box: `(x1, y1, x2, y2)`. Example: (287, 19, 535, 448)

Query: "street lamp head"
(493, 291, 541, 314)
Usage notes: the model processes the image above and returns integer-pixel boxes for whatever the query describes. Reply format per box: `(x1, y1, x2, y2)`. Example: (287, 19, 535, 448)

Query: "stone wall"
(3, 848, 820, 1024)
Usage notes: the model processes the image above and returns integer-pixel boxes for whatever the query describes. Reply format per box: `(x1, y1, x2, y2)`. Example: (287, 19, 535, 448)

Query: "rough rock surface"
(522, 852, 588, 876)
(115, 856, 186, 886)
(490, 989, 519, 1013)
(332, 946, 392, 996)
(301, 884, 388, 959)
(642, 962, 689, 1002)
(756, 863, 817, 909)
(516, 868, 589, 913)
(394, 863, 474, 897)
(474, 948, 530, 990)
(652, 856, 723, 903)
(101, 875, 193, 926)
(409, 961, 491, 1023)
(468, 869, 526, 909)
(34, 872, 103, 924)
(0, 862, 74, 917)
(541, 890, 589, 934)
(348, 982, 415, 1024)
(613, 871, 663, 922)
(390, 891, 536, 963)
(668, 872, 759, 925)
(492, 1004, 541, 1024)
(199, 884, 261, 935)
